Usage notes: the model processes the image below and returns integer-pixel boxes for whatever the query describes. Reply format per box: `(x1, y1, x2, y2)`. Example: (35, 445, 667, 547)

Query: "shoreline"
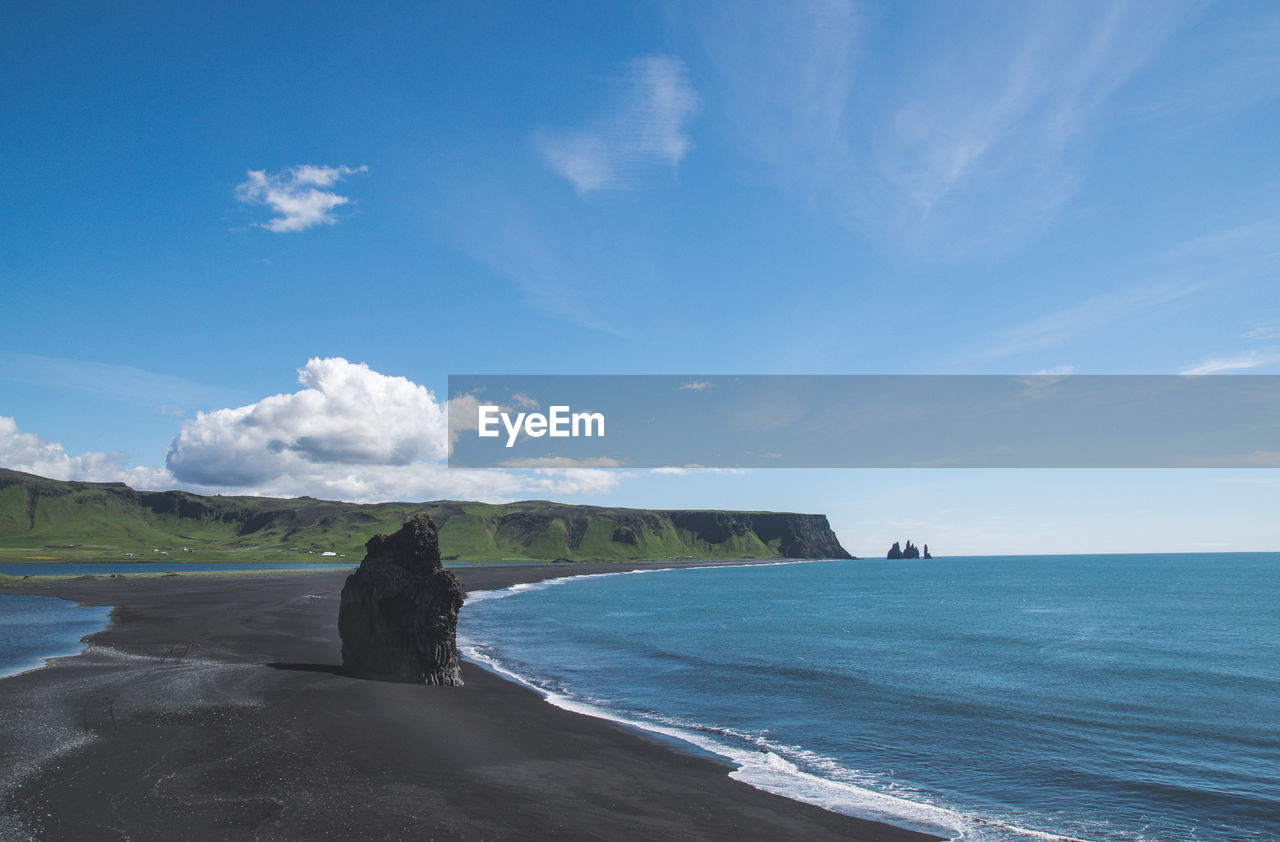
(456, 564, 980, 840)
(0, 592, 114, 682)
(0, 561, 941, 841)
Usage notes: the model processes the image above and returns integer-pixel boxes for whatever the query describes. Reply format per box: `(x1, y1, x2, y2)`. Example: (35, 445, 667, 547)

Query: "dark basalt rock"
(887, 540, 923, 560)
(665, 511, 854, 559)
(611, 525, 639, 545)
(338, 513, 464, 685)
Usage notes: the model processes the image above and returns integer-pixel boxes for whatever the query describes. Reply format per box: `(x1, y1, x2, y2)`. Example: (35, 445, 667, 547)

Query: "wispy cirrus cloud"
(700, 0, 858, 193)
(235, 164, 368, 232)
(700, 0, 1198, 256)
(1134, 8, 1280, 123)
(441, 55, 697, 331)
(0, 352, 243, 412)
(967, 211, 1280, 366)
(1180, 350, 1280, 376)
(970, 279, 1202, 363)
(535, 55, 699, 194)
(441, 185, 639, 334)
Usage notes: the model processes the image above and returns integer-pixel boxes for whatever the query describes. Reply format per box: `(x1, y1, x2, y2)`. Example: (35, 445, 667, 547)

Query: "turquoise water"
(0, 594, 112, 678)
(460, 554, 1280, 841)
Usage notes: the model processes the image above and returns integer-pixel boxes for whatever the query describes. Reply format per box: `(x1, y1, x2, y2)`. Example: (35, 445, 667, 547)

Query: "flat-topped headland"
(0, 468, 853, 563)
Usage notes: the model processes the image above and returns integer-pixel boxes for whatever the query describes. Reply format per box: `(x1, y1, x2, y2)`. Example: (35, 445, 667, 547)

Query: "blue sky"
(2, 0, 1278, 554)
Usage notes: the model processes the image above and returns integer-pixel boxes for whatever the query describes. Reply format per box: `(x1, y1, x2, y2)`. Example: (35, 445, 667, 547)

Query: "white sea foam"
(465, 559, 840, 607)
(461, 636, 1105, 841)
(464, 569, 641, 604)
(458, 563, 1103, 842)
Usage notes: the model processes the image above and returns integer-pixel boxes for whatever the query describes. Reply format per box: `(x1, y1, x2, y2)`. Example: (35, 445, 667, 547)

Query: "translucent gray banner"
(447, 375, 1280, 469)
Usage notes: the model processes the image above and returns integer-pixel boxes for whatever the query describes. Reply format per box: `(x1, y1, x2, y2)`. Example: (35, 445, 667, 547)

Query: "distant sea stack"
(887, 540, 931, 559)
(338, 513, 465, 685)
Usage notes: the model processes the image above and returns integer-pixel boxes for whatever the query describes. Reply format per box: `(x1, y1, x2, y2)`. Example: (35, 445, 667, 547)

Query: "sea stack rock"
(887, 540, 923, 560)
(338, 513, 465, 685)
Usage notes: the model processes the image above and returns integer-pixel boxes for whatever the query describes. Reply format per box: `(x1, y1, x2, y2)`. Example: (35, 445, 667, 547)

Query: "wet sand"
(0, 564, 939, 841)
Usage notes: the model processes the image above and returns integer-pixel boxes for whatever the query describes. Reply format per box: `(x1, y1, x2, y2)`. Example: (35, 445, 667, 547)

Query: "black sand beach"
(0, 565, 939, 841)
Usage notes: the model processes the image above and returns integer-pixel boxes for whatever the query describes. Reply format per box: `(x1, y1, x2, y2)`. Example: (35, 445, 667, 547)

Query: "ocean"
(458, 554, 1280, 841)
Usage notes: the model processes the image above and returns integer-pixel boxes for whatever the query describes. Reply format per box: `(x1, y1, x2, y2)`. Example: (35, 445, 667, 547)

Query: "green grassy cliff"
(0, 469, 854, 563)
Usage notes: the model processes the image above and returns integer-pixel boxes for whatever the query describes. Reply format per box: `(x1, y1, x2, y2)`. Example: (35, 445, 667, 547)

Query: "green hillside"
(0, 469, 854, 563)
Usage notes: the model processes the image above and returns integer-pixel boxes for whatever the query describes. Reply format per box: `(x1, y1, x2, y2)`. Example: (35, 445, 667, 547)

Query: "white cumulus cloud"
(0, 416, 171, 488)
(3, 360, 629, 503)
(161, 358, 622, 502)
(535, 54, 699, 194)
(510, 393, 541, 409)
(235, 164, 368, 232)
(166, 358, 447, 486)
